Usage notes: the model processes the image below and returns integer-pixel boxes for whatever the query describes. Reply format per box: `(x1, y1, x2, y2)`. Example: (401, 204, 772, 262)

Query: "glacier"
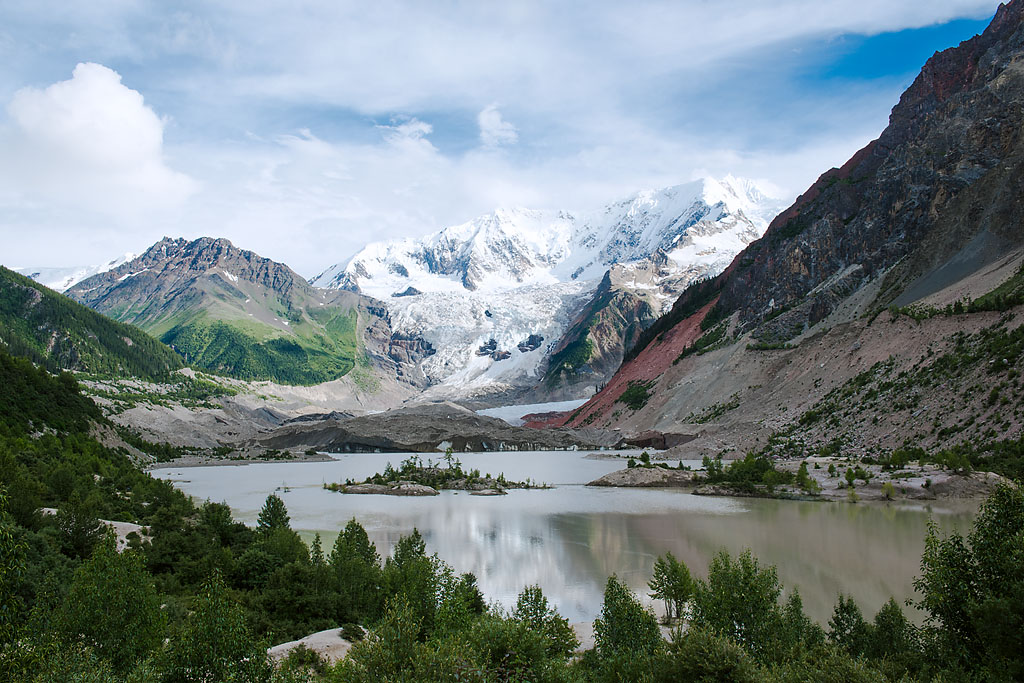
(312, 176, 785, 398)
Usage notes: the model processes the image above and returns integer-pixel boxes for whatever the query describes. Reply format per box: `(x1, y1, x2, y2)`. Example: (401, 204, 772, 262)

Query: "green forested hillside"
(0, 266, 182, 381)
(162, 311, 357, 385)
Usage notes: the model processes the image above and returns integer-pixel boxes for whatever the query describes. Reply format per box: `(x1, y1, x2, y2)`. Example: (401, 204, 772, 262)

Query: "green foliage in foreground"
(0, 266, 183, 381)
(2, 345, 1024, 681)
(648, 551, 693, 620)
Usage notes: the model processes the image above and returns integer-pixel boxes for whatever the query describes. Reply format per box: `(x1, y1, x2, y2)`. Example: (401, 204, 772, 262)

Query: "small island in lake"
(324, 451, 550, 496)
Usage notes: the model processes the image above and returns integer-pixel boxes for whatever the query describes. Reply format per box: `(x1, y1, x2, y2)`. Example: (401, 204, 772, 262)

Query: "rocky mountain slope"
(314, 177, 783, 401)
(560, 1, 1024, 462)
(0, 265, 183, 380)
(66, 237, 434, 386)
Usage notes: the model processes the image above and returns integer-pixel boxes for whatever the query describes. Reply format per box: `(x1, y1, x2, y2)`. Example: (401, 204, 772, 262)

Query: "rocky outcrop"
(517, 334, 545, 352)
(703, 0, 1024, 340)
(544, 270, 658, 395)
(587, 467, 698, 487)
(621, 431, 697, 450)
(339, 482, 440, 496)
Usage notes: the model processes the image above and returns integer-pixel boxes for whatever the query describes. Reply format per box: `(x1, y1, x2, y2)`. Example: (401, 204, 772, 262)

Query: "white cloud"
(478, 105, 518, 148)
(1, 62, 195, 214)
(0, 2, 1000, 274)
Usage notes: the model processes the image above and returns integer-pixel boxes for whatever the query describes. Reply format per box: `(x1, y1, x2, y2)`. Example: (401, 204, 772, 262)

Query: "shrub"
(655, 626, 758, 683)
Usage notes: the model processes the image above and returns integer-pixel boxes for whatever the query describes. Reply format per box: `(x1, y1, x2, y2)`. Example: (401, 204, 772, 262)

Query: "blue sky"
(0, 1, 998, 276)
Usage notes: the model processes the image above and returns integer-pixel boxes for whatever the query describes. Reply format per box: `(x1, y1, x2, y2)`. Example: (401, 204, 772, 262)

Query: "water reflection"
(155, 453, 976, 623)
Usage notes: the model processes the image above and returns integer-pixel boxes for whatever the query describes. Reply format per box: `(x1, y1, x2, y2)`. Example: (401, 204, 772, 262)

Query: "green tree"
(334, 594, 421, 682)
(795, 461, 820, 493)
(330, 518, 382, 622)
(382, 529, 440, 637)
(914, 482, 1024, 677)
(256, 493, 290, 535)
(197, 501, 239, 547)
(512, 584, 578, 658)
(254, 561, 335, 643)
(655, 626, 758, 683)
(763, 643, 887, 683)
(0, 488, 26, 646)
(457, 615, 557, 682)
(648, 552, 693, 621)
(162, 570, 271, 683)
(828, 594, 870, 657)
(55, 489, 104, 559)
(53, 533, 165, 672)
(594, 575, 662, 659)
(309, 533, 325, 567)
(691, 549, 782, 661)
(774, 589, 824, 660)
(865, 597, 921, 678)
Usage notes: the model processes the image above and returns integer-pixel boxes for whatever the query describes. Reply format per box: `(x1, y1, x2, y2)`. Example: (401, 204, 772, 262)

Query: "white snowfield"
(15, 252, 137, 292)
(320, 176, 784, 396)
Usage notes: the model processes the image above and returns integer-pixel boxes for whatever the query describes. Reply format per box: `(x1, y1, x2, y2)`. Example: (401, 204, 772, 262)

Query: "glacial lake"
(154, 450, 977, 624)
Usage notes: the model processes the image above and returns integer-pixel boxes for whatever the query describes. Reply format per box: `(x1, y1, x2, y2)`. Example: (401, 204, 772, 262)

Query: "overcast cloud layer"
(0, 1, 999, 277)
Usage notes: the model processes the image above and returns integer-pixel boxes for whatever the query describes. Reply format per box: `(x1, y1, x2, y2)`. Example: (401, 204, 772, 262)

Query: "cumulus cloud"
(1, 62, 195, 213)
(478, 105, 518, 148)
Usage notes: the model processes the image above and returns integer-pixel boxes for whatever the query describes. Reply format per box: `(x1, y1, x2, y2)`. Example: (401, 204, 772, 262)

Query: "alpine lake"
(154, 449, 977, 624)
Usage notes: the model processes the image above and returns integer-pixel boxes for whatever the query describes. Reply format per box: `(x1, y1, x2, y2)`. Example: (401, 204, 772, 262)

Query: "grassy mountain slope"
(67, 238, 367, 385)
(0, 266, 183, 381)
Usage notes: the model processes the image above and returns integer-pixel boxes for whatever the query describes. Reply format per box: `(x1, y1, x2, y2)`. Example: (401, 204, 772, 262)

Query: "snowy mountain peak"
(312, 176, 783, 299)
(308, 176, 784, 398)
(15, 252, 137, 292)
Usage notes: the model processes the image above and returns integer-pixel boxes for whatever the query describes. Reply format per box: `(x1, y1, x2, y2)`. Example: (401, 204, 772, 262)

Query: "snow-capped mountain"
(15, 253, 137, 292)
(313, 176, 785, 399)
(313, 175, 777, 296)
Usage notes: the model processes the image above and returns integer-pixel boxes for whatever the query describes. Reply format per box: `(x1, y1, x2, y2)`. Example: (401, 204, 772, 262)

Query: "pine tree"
(256, 493, 289, 535)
